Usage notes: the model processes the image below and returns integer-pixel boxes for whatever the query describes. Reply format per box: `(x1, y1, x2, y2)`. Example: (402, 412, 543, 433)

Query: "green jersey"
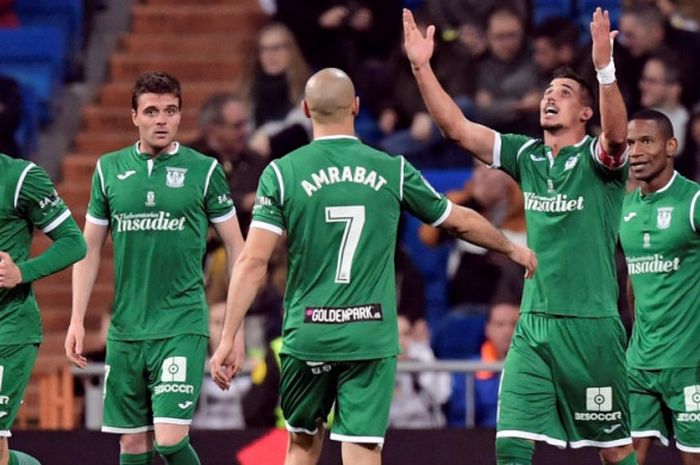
(0, 155, 74, 344)
(494, 134, 627, 317)
(619, 172, 700, 369)
(252, 136, 450, 361)
(87, 142, 236, 341)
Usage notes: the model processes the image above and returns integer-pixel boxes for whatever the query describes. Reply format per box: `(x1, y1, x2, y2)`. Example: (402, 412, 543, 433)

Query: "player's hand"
(0, 251, 22, 288)
(65, 323, 88, 368)
(210, 341, 237, 390)
(590, 7, 617, 70)
(402, 8, 435, 71)
(507, 243, 537, 279)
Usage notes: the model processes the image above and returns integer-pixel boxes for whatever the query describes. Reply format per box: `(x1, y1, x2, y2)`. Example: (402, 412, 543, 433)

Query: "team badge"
(145, 190, 156, 207)
(165, 167, 187, 188)
(564, 155, 580, 171)
(656, 207, 673, 229)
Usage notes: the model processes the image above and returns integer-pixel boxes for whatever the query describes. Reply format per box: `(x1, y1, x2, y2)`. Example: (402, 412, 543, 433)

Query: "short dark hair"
(622, 3, 665, 29)
(131, 71, 182, 111)
(532, 17, 579, 48)
(646, 49, 683, 85)
(551, 67, 595, 108)
(484, 3, 524, 30)
(630, 108, 674, 140)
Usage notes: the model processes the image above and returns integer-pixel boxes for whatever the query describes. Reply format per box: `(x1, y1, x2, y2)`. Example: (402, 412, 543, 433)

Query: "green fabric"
(495, 437, 534, 465)
(9, 450, 41, 465)
(119, 451, 153, 465)
(155, 436, 200, 465)
(17, 217, 86, 283)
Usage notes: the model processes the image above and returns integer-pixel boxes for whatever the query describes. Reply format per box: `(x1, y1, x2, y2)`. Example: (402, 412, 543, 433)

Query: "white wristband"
(596, 60, 616, 85)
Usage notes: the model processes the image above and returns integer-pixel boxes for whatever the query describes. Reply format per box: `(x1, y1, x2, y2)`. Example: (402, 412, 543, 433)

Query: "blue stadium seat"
(533, 0, 574, 25)
(15, 0, 83, 58)
(14, 82, 40, 157)
(0, 27, 66, 123)
(432, 310, 486, 359)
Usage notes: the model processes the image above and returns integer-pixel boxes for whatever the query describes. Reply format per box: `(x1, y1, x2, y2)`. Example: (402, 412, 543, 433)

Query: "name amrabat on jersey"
(301, 166, 388, 197)
(523, 192, 584, 213)
(626, 254, 681, 274)
(113, 211, 186, 232)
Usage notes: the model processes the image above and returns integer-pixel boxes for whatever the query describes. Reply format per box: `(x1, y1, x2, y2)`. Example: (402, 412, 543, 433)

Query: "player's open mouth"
(544, 105, 558, 116)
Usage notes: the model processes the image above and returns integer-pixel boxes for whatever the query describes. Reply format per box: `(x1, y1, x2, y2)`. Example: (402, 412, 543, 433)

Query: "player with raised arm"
(64, 72, 245, 465)
(620, 109, 700, 465)
(0, 153, 87, 465)
(404, 6, 635, 465)
(209, 68, 536, 465)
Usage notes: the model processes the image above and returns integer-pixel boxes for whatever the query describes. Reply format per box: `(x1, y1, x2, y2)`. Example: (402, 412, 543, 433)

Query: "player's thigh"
(102, 339, 152, 432)
(662, 367, 700, 452)
(0, 344, 38, 435)
(497, 315, 566, 447)
(628, 367, 671, 446)
(279, 355, 336, 434)
(146, 334, 207, 426)
(332, 357, 396, 445)
(550, 317, 631, 448)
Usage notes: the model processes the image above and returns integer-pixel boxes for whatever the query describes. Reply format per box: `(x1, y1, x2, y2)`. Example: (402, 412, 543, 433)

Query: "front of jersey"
(619, 172, 700, 369)
(493, 134, 627, 317)
(252, 136, 450, 361)
(87, 143, 236, 341)
(0, 154, 73, 344)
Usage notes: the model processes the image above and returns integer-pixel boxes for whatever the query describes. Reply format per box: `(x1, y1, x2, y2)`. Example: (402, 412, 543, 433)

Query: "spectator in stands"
(648, 0, 699, 32)
(189, 93, 267, 234)
(0, 0, 18, 28)
(389, 315, 451, 428)
(0, 75, 22, 158)
(638, 51, 689, 152)
(475, 5, 540, 136)
(425, 0, 528, 34)
(193, 302, 250, 429)
(532, 17, 580, 88)
(677, 104, 700, 182)
(243, 22, 312, 160)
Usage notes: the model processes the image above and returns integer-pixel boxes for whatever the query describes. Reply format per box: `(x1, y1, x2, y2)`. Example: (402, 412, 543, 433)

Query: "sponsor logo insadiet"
(113, 212, 186, 232)
(626, 254, 680, 275)
(523, 192, 584, 213)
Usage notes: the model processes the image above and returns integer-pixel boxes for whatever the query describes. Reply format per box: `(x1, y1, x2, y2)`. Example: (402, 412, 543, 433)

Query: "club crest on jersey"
(145, 190, 156, 207)
(656, 207, 673, 229)
(165, 167, 187, 188)
(564, 154, 580, 171)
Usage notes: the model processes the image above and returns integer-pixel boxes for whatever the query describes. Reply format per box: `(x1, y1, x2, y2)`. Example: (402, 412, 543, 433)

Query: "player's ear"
(351, 96, 360, 116)
(580, 106, 593, 123)
(665, 137, 678, 158)
(302, 100, 311, 119)
(132, 109, 138, 127)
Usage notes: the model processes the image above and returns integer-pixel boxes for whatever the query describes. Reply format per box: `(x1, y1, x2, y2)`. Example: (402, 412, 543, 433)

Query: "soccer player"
(64, 72, 245, 465)
(0, 153, 87, 465)
(404, 6, 635, 465)
(620, 109, 700, 465)
(209, 68, 536, 465)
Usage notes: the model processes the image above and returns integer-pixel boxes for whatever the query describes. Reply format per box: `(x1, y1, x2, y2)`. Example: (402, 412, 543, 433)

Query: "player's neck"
(641, 166, 676, 195)
(543, 127, 586, 157)
(138, 140, 177, 157)
(312, 122, 356, 140)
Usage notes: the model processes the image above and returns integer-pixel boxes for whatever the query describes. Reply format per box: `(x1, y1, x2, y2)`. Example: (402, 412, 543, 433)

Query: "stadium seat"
(533, 0, 573, 25)
(432, 310, 486, 359)
(15, 0, 83, 57)
(0, 27, 66, 123)
(14, 81, 40, 156)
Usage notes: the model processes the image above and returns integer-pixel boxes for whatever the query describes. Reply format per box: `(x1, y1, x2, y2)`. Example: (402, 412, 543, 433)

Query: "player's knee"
(599, 445, 636, 464)
(154, 424, 189, 448)
(495, 437, 534, 465)
(119, 433, 152, 454)
(289, 431, 318, 451)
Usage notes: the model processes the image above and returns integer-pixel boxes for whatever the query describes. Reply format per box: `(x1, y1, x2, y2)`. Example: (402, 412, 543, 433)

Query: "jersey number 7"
(325, 206, 365, 284)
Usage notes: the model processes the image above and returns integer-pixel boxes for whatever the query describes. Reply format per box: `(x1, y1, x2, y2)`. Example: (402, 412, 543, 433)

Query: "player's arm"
(210, 227, 280, 390)
(65, 221, 109, 367)
(626, 277, 635, 323)
(591, 7, 628, 165)
(440, 205, 537, 278)
(212, 216, 246, 372)
(403, 8, 496, 164)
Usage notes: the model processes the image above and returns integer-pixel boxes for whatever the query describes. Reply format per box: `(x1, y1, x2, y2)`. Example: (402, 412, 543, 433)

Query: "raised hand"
(590, 7, 617, 70)
(402, 8, 435, 71)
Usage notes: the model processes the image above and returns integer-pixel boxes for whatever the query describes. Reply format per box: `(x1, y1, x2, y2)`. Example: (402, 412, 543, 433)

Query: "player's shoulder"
(674, 172, 700, 194)
(176, 144, 221, 170)
(97, 145, 134, 169)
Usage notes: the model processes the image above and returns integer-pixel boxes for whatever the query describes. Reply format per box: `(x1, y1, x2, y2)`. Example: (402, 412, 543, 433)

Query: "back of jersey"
(252, 137, 449, 361)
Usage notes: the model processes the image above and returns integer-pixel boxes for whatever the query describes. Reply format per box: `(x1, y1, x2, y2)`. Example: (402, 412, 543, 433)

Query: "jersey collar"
(640, 170, 678, 198)
(133, 141, 180, 159)
(313, 135, 359, 142)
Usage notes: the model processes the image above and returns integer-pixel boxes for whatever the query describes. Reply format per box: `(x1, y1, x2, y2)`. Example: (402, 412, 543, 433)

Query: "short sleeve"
(400, 157, 451, 227)
(204, 160, 236, 223)
(692, 190, 700, 233)
(250, 162, 285, 235)
(86, 159, 110, 225)
(491, 133, 534, 182)
(16, 165, 72, 233)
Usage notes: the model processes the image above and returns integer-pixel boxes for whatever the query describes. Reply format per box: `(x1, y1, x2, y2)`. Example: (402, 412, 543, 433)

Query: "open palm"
(402, 8, 435, 70)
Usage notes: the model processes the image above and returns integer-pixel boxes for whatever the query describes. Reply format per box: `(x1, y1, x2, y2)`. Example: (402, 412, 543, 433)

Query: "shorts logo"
(166, 167, 187, 188)
(586, 387, 613, 412)
(684, 385, 700, 411)
(304, 304, 383, 324)
(161, 357, 187, 383)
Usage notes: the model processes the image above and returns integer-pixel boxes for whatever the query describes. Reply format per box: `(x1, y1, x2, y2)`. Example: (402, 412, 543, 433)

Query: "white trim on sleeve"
(690, 190, 700, 233)
(270, 161, 285, 206)
(209, 208, 237, 224)
(96, 159, 106, 196)
(85, 213, 109, 226)
(42, 210, 71, 233)
(490, 131, 502, 168)
(203, 159, 218, 196)
(250, 220, 284, 236)
(13, 162, 36, 208)
(399, 156, 406, 201)
(430, 200, 453, 227)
